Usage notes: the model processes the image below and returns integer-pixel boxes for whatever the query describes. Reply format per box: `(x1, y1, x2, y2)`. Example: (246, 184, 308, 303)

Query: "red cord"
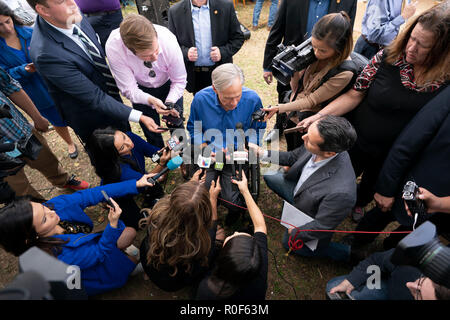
(218, 197, 411, 252)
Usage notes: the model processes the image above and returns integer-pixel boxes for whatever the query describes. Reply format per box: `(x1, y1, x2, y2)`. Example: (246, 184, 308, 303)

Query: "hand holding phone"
(101, 190, 114, 211)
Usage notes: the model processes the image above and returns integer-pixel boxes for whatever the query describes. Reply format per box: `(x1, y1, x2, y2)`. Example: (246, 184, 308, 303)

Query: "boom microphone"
(147, 155, 183, 184)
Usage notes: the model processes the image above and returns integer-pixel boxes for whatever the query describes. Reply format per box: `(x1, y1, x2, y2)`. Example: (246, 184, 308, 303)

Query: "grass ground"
(0, 0, 438, 300)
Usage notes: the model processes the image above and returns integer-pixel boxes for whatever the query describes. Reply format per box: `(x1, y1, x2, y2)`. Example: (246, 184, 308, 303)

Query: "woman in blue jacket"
(0, 175, 154, 296)
(0, 3, 78, 158)
(87, 127, 170, 248)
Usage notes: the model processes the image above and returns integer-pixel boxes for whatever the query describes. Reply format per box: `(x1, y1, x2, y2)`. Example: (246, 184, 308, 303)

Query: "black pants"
(348, 143, 387, 207)
(274, 81, 290, 134)
(204, 164, 248, 214)
(283, 111, 315, 151)
(86, 9, 123, 52)
(192, 69, 214, 95)
(132, 80, 184, 148)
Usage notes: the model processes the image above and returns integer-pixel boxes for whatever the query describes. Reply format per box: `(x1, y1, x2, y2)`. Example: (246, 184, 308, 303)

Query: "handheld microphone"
(235, 122, 247, 180)
(147, 155, 183, 185)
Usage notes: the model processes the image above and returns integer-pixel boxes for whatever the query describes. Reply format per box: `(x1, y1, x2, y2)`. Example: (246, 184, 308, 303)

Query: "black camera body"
(271, 37, 317, 86)
(391, 221, 450, 288)
(402, 181, 428, 223)
(251, 108, 268, 122)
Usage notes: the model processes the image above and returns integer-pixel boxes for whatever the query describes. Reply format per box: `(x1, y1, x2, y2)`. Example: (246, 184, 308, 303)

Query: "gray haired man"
(257, 115, 357, 262)
(186, 63, 266, 226)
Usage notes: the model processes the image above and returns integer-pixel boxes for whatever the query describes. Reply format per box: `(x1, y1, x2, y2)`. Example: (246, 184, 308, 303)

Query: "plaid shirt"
(0, 67, 33, 148)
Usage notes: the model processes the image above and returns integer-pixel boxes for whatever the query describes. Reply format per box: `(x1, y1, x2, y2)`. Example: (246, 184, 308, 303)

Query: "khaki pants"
(4, 129, 69, 201)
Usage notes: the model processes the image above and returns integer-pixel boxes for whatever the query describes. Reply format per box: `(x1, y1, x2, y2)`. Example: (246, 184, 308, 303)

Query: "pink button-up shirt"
(105, 25, 187, 107)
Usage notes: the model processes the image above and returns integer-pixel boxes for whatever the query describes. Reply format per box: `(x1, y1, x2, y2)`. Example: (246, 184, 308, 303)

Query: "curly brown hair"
(385, 2, 450, 84)
(145, 181, 213, 276)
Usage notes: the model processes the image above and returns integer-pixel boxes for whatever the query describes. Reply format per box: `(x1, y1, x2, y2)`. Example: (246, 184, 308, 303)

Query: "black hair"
(312, 11, 353, 69)
(207, 234, 262, 299)
(0, 2, 25, 26)
(0, 197, 65, 257)
(86, 127, 141, 184)
(316, 115, 357, 153)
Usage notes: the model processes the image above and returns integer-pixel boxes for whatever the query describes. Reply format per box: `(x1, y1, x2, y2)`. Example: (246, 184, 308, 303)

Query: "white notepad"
(281, 201, 318, 251)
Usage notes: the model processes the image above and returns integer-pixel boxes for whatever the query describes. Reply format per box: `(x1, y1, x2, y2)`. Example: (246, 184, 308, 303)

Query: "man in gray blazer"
(259, 115, 357, 261)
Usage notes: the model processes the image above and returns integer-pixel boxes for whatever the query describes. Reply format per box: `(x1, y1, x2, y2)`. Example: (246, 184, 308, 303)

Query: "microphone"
(234, 123, 247, 180)
(147, 155, 183, 184)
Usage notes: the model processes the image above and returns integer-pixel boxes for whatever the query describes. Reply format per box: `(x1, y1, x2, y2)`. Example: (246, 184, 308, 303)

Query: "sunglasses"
(143, 61, 156, 78)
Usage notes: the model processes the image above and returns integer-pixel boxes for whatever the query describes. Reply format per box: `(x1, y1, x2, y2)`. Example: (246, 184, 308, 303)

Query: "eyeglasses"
(143, 61, 156, 78)
(416, 275, 425, 300)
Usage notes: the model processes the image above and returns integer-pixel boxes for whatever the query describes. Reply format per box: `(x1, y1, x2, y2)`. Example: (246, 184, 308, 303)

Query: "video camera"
(271, 37, 317, 86)
(391, 221, 450, 288)
(402, 181, 428, 224)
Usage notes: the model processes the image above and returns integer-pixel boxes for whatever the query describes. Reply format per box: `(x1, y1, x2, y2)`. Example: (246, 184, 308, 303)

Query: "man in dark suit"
(262, 0, 357, 142)
(26, 0, 163, 143)
(168, 0, 244, 94)
(256, 115, 357, 261)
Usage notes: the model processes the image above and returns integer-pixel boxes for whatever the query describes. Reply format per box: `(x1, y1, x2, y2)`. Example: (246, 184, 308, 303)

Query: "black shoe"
(68, 145, 78, 159)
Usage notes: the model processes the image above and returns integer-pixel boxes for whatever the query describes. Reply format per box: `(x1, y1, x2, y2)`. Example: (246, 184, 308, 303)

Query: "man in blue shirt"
(0, 66, 88, 202)
(354, 0, 417, 59)
(187, 63, 266, 225)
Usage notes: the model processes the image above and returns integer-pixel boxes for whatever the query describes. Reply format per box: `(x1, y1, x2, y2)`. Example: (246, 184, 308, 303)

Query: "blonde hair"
(385, 2, 450, 84)
(119, 13, 156, 54)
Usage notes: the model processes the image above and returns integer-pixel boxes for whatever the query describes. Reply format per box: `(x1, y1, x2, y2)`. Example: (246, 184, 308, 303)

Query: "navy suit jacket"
(29, 16, 131, 141)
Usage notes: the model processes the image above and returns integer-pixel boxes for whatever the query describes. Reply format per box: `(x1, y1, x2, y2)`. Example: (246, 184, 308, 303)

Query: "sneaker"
(63, 174, 89, 191)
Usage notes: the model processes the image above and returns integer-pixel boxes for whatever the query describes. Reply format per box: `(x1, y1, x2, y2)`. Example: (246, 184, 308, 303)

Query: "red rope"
(218, 197, 411, 252)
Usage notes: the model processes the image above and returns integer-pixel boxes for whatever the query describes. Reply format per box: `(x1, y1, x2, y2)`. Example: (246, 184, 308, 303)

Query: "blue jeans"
(282, 230, 351, 262)
(353, 35, 380, 60)
(326, 275, 389, 300)
(252, 0, 279, 27)
(263, 171, 295, 204)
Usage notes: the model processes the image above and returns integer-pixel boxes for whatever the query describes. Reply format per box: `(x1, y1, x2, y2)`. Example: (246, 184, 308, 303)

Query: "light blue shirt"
(293, 153, 338, 196)
(306, 0, 330, 38)
(191, 0, 214, 67)
(361, 0, 405, 46)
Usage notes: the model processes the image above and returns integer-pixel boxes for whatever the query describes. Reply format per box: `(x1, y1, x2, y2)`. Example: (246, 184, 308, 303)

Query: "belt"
(362, 35, 382, 49)
(85, 9, 120, 17)
(193, 66, 214, 72)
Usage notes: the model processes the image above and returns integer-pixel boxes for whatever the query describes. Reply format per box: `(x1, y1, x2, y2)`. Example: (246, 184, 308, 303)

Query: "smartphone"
(284, 127, 304, 134)
(326, 291, 354, 300)
(101, 190, 114, 210)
